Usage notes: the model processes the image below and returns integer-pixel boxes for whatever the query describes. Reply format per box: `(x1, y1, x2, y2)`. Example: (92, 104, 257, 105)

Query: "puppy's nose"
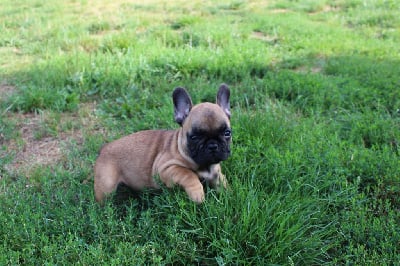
(207, 143, 218, 151)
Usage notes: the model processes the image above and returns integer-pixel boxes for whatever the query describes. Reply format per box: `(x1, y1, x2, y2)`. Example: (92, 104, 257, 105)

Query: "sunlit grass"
(1, 0, 399, 264)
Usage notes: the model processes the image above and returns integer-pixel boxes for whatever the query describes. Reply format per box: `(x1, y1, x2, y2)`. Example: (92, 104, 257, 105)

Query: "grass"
(1, 0, 400, 264)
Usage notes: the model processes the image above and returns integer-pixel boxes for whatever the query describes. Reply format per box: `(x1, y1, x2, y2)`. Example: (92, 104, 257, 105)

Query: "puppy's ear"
(216, 83, 231, 119)
(173, 87, 193, 126)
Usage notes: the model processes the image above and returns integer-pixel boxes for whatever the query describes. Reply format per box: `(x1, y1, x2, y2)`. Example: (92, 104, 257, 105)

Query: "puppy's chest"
(196, 165, 219, 181)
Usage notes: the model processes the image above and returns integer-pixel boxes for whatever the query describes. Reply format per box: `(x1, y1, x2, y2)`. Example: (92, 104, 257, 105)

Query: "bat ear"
(173, 87, 193, 126)
(216, 83, 231, 119)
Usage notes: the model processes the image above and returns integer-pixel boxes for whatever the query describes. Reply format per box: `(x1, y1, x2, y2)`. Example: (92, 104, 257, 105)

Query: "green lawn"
(1, 0, 399, 264)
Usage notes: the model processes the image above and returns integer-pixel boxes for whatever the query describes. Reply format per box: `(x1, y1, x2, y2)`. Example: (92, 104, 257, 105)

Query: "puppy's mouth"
(190, 146, 230, 167)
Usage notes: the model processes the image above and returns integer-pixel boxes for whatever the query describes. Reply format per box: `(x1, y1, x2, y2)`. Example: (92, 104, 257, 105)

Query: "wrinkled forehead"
(188, 103, 230, 131)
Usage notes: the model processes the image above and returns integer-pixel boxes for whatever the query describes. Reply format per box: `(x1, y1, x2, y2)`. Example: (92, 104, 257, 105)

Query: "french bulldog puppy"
(94, 84, 231, 204)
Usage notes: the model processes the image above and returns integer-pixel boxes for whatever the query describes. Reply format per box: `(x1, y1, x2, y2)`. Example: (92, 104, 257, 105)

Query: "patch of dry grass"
(2, 103, 102, 177)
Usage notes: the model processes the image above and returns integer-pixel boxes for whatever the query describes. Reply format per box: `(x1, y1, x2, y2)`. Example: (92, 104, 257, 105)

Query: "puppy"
(94, 84, 232, 204)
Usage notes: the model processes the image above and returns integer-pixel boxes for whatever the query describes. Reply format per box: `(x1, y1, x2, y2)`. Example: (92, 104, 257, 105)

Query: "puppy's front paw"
(187, 188, 205, 203)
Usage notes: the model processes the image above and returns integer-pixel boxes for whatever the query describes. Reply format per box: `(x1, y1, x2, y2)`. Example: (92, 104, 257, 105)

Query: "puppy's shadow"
(112, 184, 162, 216)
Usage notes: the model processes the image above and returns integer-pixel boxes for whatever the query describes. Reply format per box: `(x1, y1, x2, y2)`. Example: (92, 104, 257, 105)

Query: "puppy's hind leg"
(94, 162, 120, 205)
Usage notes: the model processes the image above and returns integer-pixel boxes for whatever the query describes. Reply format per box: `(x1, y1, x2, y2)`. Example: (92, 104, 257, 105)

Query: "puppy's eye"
(224, 129, 232, 137)
(190, 135, 198, 141)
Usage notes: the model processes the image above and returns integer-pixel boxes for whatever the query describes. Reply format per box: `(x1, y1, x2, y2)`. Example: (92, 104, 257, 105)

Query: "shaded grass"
(2, 104, 398, 264)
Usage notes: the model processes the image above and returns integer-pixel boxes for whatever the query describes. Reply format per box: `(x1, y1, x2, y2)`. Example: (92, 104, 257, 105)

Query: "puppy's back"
(94, 130, 177, 201)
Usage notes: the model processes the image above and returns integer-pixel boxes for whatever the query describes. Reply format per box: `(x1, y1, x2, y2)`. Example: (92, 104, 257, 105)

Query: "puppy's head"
(173, 84, 232, 168)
